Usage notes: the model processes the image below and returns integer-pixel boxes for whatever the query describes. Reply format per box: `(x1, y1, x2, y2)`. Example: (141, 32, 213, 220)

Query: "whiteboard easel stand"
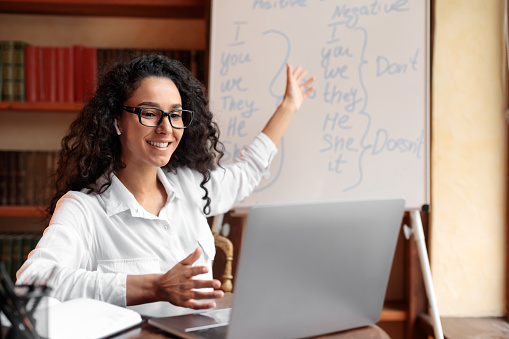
(403, 209, 444, 339)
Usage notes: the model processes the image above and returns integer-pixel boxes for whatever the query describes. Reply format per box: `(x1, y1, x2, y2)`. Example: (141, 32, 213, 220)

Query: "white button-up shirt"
(17, 133, 277, 307)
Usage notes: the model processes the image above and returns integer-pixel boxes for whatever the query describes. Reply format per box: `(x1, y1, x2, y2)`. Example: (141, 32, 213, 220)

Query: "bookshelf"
(0, 1, 427, 338)
(0, 0, 207, 19)
(0, 101, 80, 112)
(0, 0, 209, 212)
(0, 206, 45, 217)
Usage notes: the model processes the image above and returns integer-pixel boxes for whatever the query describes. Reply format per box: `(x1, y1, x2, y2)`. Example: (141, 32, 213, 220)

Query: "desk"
(108, 294, 390, 339)
(0, 294, 391, 339)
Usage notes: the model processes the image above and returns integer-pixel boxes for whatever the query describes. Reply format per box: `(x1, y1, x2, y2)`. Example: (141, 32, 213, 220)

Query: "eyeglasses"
(122, 106, 194, 129)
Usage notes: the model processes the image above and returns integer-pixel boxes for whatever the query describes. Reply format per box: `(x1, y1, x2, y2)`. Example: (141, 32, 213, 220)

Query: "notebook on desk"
(149, 197, 405, 339)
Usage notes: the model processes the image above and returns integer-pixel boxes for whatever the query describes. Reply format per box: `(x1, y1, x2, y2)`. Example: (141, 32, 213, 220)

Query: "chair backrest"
(209, 214, 233, 293)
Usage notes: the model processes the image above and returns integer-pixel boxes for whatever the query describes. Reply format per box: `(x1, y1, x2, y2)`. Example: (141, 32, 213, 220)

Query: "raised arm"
(262, 63, 315, 146)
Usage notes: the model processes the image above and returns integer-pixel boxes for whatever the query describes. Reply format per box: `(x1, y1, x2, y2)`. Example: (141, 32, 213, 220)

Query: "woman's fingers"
(301, 77, 316, 98)
(192, 288, 224, 300)
(192, 278, 222, 290)
(155, 247, 224, 309)
(294, 67, 307, 82)
(183, 265, 208, 278)
(180, 247, 202, 266)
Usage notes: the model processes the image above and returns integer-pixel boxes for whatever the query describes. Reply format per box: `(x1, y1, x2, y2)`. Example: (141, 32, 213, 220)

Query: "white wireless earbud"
(114, 118, 121, 135)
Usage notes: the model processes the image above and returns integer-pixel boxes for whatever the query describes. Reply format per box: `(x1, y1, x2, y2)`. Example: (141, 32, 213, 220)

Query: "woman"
(17, 54, 315, 310)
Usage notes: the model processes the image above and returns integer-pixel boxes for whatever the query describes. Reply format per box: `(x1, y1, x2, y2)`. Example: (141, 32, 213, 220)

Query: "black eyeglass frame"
(122, 106, 194, 129)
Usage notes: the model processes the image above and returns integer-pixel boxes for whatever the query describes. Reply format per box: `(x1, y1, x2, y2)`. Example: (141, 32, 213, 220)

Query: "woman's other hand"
(155, 247, 224, 309)
(126, 248, 224, 309)
(262, 63, 316, 146)
(282, 63, 316, 113)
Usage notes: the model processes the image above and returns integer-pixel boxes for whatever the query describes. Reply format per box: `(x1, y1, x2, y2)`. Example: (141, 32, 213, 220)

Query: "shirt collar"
(98, 168, 182, 217)
(157, 167, 183, 202)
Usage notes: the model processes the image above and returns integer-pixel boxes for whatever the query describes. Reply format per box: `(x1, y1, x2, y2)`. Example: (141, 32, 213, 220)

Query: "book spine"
(7, 151, 17, 205)
(13, 41, 26, 101)
(55, 47, 65, 102)
(35, 46, 44, 101)
(101, 48, 119, 73)
(96, 48, 105, 77)
(194, 50, 206, 83)
(11, 235, 22, 282)
(44, 151, 55, 205)
(109, 48, 121, 65)
(34, 151, 47, 206)
(63, 47, 74, 102)
(1, 234, 13, 282)
(25, 150, 36, 206)
(22, 234, 31, 261)
(0, 151, 7, 205)
(24, 45, 38, 102)
(82, 47, 97, 101)
(16, 151, 26, 206)
(42, 46, 57, 102)
(1, 41, 15, 101)
(21, 233, 41, 262)
(73, 45, 84, 102)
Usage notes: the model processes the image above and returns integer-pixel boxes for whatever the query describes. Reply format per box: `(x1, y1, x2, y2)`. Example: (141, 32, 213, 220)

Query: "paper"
(33, 298, 142, 339)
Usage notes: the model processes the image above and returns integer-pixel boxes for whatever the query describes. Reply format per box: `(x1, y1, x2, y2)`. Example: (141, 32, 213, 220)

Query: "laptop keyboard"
(191, 325, 229, 339)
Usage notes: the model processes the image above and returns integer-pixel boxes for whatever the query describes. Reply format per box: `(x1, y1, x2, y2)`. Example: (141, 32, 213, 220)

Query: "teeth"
(147, 141, 169, 148)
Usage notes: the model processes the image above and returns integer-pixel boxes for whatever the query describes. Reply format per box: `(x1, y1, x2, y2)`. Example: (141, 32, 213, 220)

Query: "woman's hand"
(262, 63, 316, 146)
(126, 248, 224, 309)
(154, 248, 224, 309)
(281, 63, 316, 113)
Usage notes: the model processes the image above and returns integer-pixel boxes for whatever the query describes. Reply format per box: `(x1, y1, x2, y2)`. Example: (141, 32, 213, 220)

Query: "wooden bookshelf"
(0, 206, 46, 217)
(0, 0, 207, 19)
(0, 101, 81, 112)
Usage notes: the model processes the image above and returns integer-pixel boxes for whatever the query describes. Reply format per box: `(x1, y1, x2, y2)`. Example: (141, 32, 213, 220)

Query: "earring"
(114, 118, 121, 135)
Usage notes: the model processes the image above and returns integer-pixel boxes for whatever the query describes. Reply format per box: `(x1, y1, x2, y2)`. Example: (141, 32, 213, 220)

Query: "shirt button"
(163, 225, 169, 230)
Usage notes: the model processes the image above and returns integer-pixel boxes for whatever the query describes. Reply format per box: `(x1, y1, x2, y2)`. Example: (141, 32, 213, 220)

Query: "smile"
(147, 140, 170, 148)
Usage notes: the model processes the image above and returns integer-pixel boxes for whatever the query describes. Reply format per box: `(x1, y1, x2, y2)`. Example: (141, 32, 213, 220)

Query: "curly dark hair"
(47, 54, 224, 217)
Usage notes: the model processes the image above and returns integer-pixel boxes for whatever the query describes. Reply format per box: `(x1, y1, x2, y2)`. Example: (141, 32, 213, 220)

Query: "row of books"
(25, 44, 97, 103)
(0, 41, 96, 102)
(0, 150, 59, 207)
(0, 41, 25, 101)
(0, 40, 206, 103)
(0, 232, 42, 283)
(95, 48, 206, 89)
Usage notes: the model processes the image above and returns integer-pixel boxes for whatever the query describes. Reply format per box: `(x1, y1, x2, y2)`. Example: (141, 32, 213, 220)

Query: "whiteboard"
(209, 0, 429, 209)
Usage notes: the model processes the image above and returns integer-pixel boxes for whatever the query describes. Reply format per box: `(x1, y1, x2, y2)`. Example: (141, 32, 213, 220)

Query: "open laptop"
(149, 197, 405, 339)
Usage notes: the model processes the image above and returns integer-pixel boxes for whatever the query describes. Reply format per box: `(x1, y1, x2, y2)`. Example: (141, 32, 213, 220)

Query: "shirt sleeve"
(206, 132, 278, 214)
(16, 193, 128, 307)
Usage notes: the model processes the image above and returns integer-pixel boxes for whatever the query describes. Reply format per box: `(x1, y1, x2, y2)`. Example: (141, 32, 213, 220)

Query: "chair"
(210, 214, 234, 293)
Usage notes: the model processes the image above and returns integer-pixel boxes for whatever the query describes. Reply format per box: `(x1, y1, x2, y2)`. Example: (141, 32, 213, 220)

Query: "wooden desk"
(0, 294, 391, 339)
(107, 294, 390, 339)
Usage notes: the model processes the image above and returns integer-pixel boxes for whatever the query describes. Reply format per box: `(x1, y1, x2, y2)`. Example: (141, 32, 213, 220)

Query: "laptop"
(149, 197, 405, 339)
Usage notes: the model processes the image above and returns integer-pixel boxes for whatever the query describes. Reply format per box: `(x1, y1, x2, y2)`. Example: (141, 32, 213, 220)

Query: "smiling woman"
(14, 54, 315, 310)
(116, 77, 186, 171)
